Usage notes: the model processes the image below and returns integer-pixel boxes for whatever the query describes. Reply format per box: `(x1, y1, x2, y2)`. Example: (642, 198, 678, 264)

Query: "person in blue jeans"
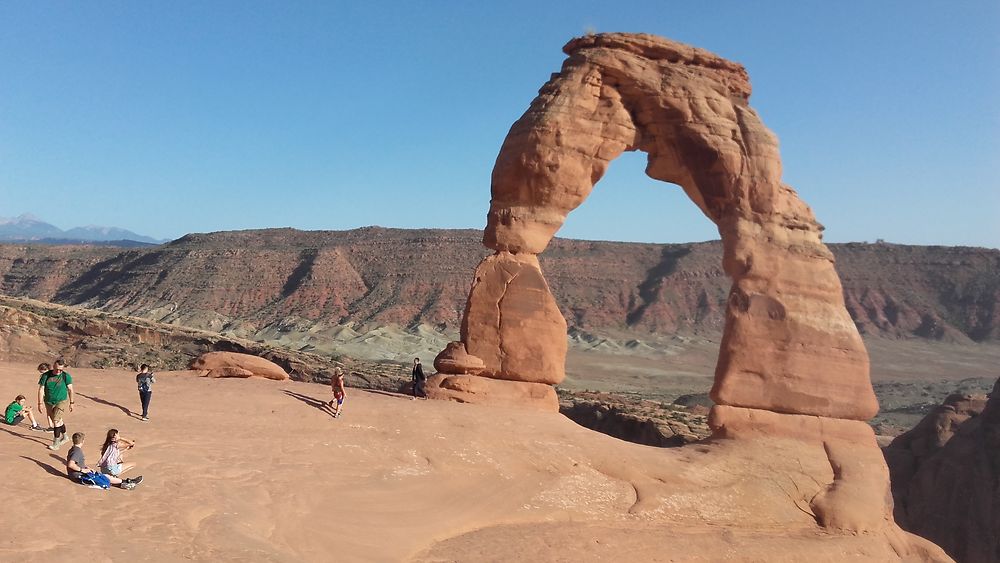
(136, 364, 155, 421)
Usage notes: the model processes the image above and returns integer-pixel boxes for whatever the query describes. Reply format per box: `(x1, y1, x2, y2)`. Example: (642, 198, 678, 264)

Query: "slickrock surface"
(0, 362, 948, 562)
(439, 32, 877, 420)
(191, 351, 289, 380)
(884, 383, 999, 563)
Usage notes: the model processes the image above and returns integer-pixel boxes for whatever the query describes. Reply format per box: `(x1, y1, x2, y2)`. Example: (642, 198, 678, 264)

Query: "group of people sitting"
(3, 358, 147, 491)
(66, 429, 143, 490)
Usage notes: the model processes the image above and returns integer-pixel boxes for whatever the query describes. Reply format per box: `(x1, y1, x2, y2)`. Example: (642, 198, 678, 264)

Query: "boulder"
(206, 366, 255, 379)
(190, 351, 288, 381)
(433, 341, 486, 375)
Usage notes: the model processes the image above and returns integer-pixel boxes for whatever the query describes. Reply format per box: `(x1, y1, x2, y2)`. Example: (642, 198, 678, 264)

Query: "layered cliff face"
(837, 244, 1000, 343)
(0, 233, 996, 344)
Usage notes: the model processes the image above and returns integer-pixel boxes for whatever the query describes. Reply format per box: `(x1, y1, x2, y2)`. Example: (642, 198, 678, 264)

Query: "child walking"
(327, 367, 346, 418)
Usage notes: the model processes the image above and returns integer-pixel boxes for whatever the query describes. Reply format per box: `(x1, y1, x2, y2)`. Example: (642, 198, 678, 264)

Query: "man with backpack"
(37, 358, 74, 450)
(136, 363, 155, 421)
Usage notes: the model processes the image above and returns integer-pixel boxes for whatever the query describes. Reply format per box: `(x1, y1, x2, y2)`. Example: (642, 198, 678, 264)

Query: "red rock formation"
(429, 33, 946, 558)
(432, 341, 485, 375)
(884, 388, 998, 562)
(437, 33, 877, 420)
(459, 252, 566, 384)
(190, 351, 289, 381)
(884, 392, 988, 502)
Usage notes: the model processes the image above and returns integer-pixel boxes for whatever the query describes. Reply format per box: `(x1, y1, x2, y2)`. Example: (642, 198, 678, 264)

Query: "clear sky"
(1, 1, 997, 247)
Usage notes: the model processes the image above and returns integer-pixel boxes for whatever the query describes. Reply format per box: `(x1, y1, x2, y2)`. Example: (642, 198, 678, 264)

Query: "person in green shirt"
(37, 362, 54, 429)
(4, 394, 43, 431)
(37, 358, 75, 450)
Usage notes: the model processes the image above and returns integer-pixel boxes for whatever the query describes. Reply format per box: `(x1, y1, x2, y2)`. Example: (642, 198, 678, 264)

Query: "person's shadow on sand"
(20, 455, 65, 478)
(0, 425, 49, 446)
(77, 393, 135, 418)
(282, 390, 337, 418)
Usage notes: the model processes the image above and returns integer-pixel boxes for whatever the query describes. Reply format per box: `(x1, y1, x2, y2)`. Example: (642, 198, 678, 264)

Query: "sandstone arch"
(433, 33, 877, 421)
(424, 34, 954, 557)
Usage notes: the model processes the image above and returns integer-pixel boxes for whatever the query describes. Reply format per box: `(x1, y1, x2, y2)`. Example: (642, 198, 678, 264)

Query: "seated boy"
(65, 432, 143, 490)
(4, 395, 44, 431)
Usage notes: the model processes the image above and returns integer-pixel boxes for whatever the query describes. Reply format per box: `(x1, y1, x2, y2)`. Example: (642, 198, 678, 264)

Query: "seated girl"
(99, 428, 137, 477)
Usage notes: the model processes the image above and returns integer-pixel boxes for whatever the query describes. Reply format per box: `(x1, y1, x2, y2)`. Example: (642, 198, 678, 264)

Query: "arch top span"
(434, 33, 878, 421)
(562, 32, 752, 99)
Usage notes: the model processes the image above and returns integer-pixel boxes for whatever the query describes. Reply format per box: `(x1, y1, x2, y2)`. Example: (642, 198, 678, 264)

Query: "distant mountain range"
(0, 214, 166, 245)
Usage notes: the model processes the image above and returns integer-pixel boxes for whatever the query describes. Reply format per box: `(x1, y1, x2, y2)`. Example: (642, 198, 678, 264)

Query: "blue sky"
(1, 1, 997, 247)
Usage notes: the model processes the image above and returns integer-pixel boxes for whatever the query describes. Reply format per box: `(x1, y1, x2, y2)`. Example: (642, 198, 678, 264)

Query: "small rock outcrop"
(432, 341, 485, 375)
(191, 351, 289, 381)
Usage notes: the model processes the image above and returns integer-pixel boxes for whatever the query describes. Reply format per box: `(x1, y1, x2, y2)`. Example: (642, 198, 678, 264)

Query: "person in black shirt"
(411, 358, 426, 399)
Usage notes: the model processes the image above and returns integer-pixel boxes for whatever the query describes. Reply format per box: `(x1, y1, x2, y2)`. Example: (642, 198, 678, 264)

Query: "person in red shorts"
(327, 367, 346, 418)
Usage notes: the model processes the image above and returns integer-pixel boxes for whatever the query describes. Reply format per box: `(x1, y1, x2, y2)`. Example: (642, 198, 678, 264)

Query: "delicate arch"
(436, 33, 877, 420)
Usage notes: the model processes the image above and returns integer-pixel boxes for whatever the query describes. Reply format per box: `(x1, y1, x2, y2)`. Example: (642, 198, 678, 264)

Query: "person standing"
(411, 358, 426, 399)
(135, 364, 155, 421)
(37, 358, 74, 450)
(327, 367, 346, 418)
(37, 363, 53, 430)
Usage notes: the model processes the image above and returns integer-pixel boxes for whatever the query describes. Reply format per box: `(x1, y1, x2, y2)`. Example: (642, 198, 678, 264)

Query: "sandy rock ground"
(0, 362, 942, 562)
